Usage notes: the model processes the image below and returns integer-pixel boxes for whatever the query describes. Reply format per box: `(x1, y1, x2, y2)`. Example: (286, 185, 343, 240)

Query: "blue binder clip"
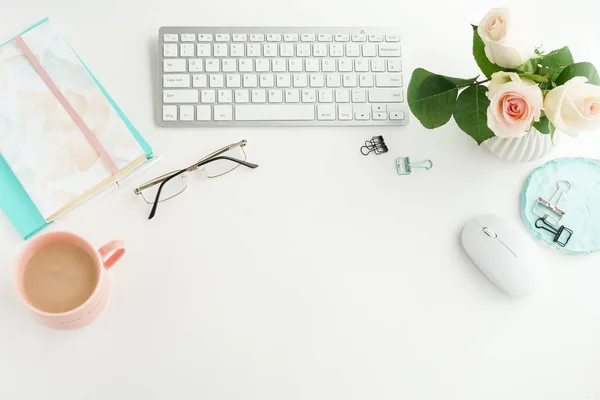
(396, 157, 433, 176)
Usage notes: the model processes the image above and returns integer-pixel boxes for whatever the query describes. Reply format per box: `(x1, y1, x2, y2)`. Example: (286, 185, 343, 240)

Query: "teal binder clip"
(396, 157, 433, 176)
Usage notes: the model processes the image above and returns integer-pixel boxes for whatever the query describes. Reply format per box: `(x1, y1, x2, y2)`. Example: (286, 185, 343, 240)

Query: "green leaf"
(533, 115, 550, 134)
(555, 62, 600, 86)
(549, 123, 557, 144)
(453, 85, 495, 145)
(472, 25, 503, 78)
(519, 73, 549, 83)
(443, 76, 478, 88)
(533, 47, 574, 81)
(407, 68, 459, 129)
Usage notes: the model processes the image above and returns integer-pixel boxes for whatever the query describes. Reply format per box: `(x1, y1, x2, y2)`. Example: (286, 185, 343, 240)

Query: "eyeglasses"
(134, 140, 258, 219)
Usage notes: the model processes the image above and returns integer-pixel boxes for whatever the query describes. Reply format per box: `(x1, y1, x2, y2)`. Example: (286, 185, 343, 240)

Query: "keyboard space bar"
(235, 105, 315, 121)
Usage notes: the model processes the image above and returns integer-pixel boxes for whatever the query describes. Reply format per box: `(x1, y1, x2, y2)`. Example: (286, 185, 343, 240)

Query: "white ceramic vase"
(483, 128, 558, 163)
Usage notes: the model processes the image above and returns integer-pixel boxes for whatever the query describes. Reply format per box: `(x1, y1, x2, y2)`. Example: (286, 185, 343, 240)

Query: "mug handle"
(98, 240, 126, 270)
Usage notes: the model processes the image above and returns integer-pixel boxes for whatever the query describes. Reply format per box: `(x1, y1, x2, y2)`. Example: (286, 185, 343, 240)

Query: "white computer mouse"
(461, 214, 540, 297)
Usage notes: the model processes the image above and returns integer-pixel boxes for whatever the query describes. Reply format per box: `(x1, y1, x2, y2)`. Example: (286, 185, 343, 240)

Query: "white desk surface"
(1, 1, 600, 399)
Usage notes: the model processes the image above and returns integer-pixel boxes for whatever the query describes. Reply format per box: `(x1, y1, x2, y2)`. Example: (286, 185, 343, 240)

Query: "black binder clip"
(361, 135, 388, 156)
(535, 216, 574, 247)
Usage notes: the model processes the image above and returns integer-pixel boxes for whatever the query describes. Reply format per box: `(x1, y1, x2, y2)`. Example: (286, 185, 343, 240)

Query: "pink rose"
(486, 72, 543, 138)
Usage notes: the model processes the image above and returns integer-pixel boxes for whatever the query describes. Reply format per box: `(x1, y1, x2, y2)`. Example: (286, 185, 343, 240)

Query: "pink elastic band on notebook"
(15, 35, 120, 175)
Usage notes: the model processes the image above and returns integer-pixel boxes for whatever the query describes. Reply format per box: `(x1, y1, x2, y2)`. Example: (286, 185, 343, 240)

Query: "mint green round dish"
(521, 157, 600, 255)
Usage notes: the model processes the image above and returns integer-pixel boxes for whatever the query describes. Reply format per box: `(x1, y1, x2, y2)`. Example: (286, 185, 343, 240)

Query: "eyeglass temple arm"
(148, 156, 259, 220)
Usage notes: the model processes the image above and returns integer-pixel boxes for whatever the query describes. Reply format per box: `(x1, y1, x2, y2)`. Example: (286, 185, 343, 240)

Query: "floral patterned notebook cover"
(0, 18, 152, 234)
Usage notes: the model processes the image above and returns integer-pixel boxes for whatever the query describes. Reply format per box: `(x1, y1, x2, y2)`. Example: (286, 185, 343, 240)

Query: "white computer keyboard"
(158, 27, 408, 127)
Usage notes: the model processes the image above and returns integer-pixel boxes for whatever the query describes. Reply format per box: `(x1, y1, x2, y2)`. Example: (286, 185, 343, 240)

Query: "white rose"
(486, 72, 544, 138)
(478, 8, 535, 69)
(544, 76, 600, 136)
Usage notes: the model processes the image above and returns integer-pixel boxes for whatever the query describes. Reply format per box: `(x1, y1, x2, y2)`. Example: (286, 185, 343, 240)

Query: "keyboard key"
(293, 74, 308, 88)
(346, 44, 360, 57)
(335, 34, 350, 42)
(376, 74, 403, 87)
(162, 105, 177, 120)
(355, 111, 370, 120)
(318, 34, 333, 42)
(352, 34, 366, 42)
(196, 105, 212, 121)
(289, 59, 303, 72)
(222, 59, 237, 72)
(235, 89, 250, 103)
(198, 34, 213, 42)
(342, 74, 357, 87)
(247, 43, 261, 57)
(371, 59, 385, 72)
(163, 34, 178, 42)
(317, 104, 336, 120)
(181, 34, 196, 42)
(362, 44, 377, 57)
(322, 59, 335, 72)
(267, 34, 282, 42)
(250, 34, 265, 42)
(372, 104, 386, 113)
(318, 89, 333, 103)
(305, 59, 319, 72)
(215, 34, 230, 42)
(227, 74, 241, 88)
(386, 34, 401, 42)
(201, 90, 216, 103)
(268, 89, 283, 103)
(264, 43, 278, 57)
(280, 44, 294, 57)
(239, 59, 253, 72)
(180, 105, 195, 121)
(338, 59, 353, 72)
(327, 74, 341, 87)
(302, 89, 316, 102)
(301, 34, 316, 42)
(230, 44, 245, 57)
(368, 34, 383, 42)
(277, 74, 291, 87)
(369, 89, 404, 102)
(235, 105, 315, 120)
(373, 111, 387, 120)
(272, 59, 286, 72)
(218, 90, 233, 103)
(378, 43, 401, 57)
(296, 44, 311, 57)
(338, 104, 353, 120)
(330, 44, 344, 57)
(284, 33, 299, 42)
(163, 74, 190, 88)
(233, 34, 248, 42)
(163, 44, 177, 57)
(193, 74, 207, 88)
(335, 89, 350, 103)
(256, 59, 270, 72)
(197, 44, 211, 57)
(313, 44, 327, 57)
(163, 59, 186, 72)
(243, 74, 258, 87)
(390, 111, 406, 120)
(188, 59, 203, 72)
(163, 89, 198, 103)
(260, 74, 275, 88)
(213, 44, 228, 57)
(214, 105, 233, 120)
(285, 89, 300, 102)
(310, 74, 324, 87)
(359, 74, 374, 87)
(205, 60, 220, 73)
(251, 89, 266, 103)
(208, 75, 225, 87)
(352, 89, 366, 102)
(388, 59, 402, 72)
(354, 59, 368, 72)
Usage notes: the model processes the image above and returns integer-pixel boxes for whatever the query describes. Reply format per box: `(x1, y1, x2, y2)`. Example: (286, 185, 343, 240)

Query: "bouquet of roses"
(407, 7, 600, 144)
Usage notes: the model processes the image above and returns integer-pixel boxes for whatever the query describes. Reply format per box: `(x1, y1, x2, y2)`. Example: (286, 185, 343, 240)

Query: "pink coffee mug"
(14, 231, 125, 330)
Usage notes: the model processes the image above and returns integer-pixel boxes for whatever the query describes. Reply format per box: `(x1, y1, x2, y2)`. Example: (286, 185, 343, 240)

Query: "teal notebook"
(0, 18, 153, 239)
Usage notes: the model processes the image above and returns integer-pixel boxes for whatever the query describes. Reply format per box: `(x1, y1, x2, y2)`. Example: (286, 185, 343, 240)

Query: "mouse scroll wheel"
(482, 227, 498, 239)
